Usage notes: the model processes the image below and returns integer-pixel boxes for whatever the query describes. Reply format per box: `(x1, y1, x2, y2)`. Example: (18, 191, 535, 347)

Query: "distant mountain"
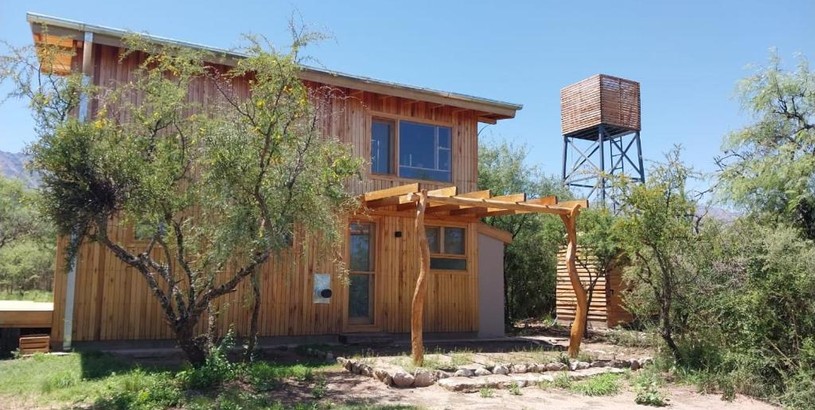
(0, 150, 39, 187)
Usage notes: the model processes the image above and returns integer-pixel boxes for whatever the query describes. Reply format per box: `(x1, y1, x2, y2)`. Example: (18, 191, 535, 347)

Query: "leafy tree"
(0, 240, 54, 294)
(1, 33, 360, 365)
(0, 175, 54, 295)
(717, 53, 815, 239)
(478, 139, 570, 324)
(612, 148, 704, 360)
(0, 175, 45, 250)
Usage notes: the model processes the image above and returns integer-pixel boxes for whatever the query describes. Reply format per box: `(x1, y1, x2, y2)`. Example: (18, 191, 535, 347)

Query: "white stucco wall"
(478, 234, 505, 338)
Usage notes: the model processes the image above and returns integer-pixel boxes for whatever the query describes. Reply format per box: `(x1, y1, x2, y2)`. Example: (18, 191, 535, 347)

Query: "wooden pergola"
(356, 183, 589, 364)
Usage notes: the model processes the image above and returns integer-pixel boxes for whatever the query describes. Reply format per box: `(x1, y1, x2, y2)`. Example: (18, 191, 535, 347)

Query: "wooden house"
(26, 13, 587, 350)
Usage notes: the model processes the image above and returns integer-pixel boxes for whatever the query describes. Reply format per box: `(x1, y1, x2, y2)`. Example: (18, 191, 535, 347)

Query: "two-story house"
(28, 13, 585, 350)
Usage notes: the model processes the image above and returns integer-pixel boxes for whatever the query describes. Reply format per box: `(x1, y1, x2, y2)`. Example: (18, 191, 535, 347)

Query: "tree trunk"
(245, 270, 261, 362)
(561, 211, 588, 358)
(177, 323, 208, 367)
(411, 190, 429, 367)
(660, 277, 680, 361)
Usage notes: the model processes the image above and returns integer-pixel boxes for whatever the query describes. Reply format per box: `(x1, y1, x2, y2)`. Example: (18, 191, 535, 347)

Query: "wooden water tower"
(561, 74, 644, 205)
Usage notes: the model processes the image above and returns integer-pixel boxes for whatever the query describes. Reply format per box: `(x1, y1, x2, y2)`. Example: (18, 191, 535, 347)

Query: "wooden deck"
(0, 301, 54, 328)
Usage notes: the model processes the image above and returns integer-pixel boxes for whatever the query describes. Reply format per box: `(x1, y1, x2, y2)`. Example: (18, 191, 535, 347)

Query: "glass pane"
(438, 148, 450, 171)
(399, 121, 435, 170)
(444, 227, 465, 255)
(426, 227, 441, 253)
(398, 167, 451, 182)
(348, 274, 373, 321)
(398, 121, 452, 182)
(430, 257, 467, 270)
(349, 223, 372, 272)
(438, 127, 451, 149)
(371, 121, 391, 174)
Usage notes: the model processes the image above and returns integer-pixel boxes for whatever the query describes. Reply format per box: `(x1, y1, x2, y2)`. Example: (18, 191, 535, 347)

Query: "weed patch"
(570, 373, 621, 396)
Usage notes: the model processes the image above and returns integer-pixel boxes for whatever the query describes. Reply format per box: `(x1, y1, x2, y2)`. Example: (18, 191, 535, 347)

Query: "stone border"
(337, 356, 652, 389)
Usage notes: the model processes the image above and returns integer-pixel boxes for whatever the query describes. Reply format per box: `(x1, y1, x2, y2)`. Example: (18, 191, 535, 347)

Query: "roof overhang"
(27, 12, 522, 122)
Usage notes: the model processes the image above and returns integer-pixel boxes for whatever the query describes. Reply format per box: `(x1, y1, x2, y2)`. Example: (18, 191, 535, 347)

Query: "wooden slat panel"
(19, 335, 50, 355)
(561, 74, 640, 135)
(555, 246, 631, 328)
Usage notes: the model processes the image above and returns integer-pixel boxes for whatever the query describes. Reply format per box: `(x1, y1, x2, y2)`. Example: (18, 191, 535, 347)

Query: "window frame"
(369, 115, 455, 183)
(370, 118, 395, 176)
(426, 225, 468, 272)
(348, 221, 376, 325)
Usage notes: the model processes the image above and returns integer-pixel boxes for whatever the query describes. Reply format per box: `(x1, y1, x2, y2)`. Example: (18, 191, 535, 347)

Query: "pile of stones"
(336, 356, 652, 389)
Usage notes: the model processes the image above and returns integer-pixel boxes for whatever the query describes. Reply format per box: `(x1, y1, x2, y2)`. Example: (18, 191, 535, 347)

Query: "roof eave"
(27, 12, 522, 121)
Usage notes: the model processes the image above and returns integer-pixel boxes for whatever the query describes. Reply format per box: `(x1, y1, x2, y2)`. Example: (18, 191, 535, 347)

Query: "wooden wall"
(555, 247, 631, 328)
(87, 42, 478, 197)
(52, 215, 480, 342)
(51, 43, 483, 344)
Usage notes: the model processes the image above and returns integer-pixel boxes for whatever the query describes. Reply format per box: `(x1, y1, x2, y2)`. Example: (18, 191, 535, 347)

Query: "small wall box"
(313, 273, 332, 303)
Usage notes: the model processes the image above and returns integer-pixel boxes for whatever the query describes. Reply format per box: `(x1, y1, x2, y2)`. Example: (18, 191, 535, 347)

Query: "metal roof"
(27, 12, 523, 120)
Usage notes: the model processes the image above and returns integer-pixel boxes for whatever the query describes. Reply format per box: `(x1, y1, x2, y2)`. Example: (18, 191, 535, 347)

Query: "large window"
(426, 226, 466, 270)
(370, 119, 452, 183)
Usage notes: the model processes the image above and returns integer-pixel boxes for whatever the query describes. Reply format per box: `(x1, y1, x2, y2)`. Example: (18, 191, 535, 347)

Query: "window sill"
(431, 269, 471, 275)
(369, 174, 454, 186)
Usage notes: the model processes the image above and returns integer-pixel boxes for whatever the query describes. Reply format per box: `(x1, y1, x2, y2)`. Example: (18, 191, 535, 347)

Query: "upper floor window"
(371, 119, 452, 183)
(371, 120, 392, 174)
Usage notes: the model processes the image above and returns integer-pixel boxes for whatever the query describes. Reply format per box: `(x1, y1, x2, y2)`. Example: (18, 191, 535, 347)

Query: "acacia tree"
(1, 32, 360, 365)
(716, 53, 815, 238)
(612, 149, 702, 360)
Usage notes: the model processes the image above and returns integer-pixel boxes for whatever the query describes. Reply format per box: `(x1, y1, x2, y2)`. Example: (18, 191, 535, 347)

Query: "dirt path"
(317, 370, 779, 410)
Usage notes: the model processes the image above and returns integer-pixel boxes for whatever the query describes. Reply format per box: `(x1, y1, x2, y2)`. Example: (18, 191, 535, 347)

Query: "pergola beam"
(429, 194, 574, 215)
(396, 186, 457, 211)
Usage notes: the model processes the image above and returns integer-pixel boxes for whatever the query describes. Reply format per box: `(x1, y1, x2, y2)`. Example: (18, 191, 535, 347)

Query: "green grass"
(391, 347, 478, 372)
(540, 372, 622, 397)
(0, 351, 399, 409)
(0, 290, 53, 302)
(570, 373, 621, 396)
(508, 381, 522, 396)
(0, 351, 173, 406)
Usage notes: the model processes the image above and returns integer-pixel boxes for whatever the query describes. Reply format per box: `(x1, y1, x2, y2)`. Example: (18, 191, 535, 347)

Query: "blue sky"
(1, 0, 813, 181)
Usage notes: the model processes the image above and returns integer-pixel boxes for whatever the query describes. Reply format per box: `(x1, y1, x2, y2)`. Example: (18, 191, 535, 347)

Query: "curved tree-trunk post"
(561, 207, 587, 358)
(411, 189, 430, 367)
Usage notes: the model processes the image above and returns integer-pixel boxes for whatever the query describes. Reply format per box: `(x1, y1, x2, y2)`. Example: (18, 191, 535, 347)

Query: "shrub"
(508, 381, 522, 396)
(571, 373, 620, 396)
(632, 369, 667, 407)
(177, 331, 241, 390)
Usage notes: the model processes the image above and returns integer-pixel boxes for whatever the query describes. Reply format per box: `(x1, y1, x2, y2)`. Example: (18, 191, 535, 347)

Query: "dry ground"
(277, 368, 779, 410)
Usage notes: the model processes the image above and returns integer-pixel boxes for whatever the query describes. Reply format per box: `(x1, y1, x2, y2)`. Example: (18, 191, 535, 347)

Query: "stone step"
(437, 367, 625, 392)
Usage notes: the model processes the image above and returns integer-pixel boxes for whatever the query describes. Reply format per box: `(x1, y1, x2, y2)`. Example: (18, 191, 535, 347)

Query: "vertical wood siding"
(555, 247, 632, 328)
(51, 43, 482, 343)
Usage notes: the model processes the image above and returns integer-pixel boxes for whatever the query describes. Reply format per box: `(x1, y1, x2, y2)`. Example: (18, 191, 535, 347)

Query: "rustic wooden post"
(561, 206, 587, 358)
(411, 189, 430, 366)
